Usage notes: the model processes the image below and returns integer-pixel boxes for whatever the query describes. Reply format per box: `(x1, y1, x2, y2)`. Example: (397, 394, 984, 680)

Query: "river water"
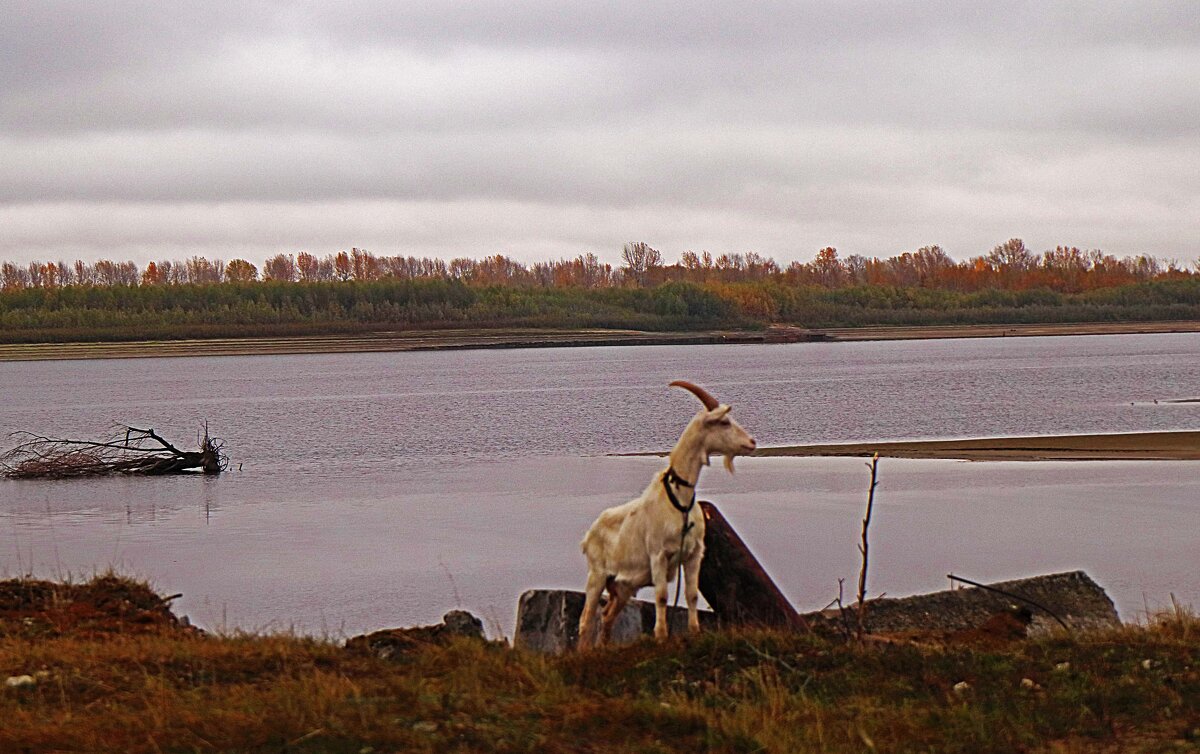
(0, 333, 1197, 635)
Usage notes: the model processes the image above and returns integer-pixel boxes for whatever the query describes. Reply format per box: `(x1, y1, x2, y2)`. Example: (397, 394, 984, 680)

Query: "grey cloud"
(5, 123, 1196, 209)
(5, 2, 1199, 137)
(4, 189, 1195, 268)
(1, 1, 1198, 265)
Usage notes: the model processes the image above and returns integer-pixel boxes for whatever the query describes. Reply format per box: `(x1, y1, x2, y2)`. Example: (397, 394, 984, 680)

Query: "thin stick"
(834, 578, 852, 641)
(856, 453, 880, 643)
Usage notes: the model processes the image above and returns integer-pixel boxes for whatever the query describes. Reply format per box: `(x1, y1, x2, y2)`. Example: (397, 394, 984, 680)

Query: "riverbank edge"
(0, 319, 1197, 362)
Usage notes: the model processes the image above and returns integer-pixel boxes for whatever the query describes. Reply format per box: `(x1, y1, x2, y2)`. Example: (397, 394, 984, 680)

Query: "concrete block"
(514, 589, 716, 653)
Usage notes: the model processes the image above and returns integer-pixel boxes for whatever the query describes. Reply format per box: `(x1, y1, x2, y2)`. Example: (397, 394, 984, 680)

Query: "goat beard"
(723, 454, 735, 473)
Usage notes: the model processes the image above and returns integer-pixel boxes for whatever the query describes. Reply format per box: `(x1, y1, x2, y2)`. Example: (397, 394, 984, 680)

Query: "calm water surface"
(1, 333, 1197, 635)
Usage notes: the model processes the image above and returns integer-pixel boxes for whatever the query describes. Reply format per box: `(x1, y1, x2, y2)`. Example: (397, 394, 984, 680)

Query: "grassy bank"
(2, 576, 1197, 752)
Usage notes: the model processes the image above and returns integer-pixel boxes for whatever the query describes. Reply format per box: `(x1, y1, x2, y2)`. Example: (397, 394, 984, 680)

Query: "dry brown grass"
(2, 576, 1197, 753)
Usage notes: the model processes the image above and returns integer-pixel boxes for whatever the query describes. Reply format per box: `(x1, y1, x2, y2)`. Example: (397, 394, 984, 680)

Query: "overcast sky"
(2, 1, 1198, 267)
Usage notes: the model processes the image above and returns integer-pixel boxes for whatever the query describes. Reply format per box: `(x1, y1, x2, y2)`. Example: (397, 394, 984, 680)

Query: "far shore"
(0, 319, 1197, 363)
(753, 431, 1200, 461)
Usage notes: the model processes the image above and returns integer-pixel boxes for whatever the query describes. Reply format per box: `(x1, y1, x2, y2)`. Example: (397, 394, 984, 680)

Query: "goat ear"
(704, 405, 732, 423)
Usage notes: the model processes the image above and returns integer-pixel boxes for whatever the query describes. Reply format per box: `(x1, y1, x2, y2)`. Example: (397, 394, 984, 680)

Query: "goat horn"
(669, 380, 720, 410)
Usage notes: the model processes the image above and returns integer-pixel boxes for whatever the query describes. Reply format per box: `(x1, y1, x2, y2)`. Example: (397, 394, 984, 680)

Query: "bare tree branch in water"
(1, 424, 227, 479)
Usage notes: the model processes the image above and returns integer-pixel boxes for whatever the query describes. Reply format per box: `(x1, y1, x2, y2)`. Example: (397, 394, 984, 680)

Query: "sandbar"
(755, 431, 1200, 461)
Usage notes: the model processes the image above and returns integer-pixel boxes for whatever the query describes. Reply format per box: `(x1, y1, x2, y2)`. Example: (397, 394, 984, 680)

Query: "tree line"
(3, 239, 1194, 294)
(1, 240, 1197, 343)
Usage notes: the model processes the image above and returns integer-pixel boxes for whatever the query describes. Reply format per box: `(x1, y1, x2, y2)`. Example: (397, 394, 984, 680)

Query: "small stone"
(1054, 661, 1070, 672)
(441, 610, 485, 640)
(5, 675, 35, 688)
(1142, 659, 1155, 670)
(412, 721, 437, 733)
(952, 681, 971, 695)
(1020, 677, 1038, 690)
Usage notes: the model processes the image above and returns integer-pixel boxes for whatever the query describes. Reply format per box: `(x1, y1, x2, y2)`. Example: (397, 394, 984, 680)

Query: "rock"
(941, 606, 1034, 647)
(807, 571, 1120, 637)
(513, 589, 717, 653)
(440, 610, 485, 640)
(345, 610, 485, 660)
(5, 675, 35, 688)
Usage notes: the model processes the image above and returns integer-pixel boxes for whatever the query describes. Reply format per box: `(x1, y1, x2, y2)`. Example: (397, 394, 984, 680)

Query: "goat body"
(577, 382, 756, 649)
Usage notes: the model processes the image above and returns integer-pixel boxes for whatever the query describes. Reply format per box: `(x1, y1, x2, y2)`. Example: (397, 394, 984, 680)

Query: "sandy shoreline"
(753, 431, 1200, 461)
(0, 329, 749, 362)
(817, 320, 1200, 341)
(0, 320, 1197, 362)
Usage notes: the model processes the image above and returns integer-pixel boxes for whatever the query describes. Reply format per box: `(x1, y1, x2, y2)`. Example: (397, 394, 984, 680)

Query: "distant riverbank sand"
(755, 431, 1200, 461)
(1, 320, 1197, 362)
(813, 320, 1200, 341)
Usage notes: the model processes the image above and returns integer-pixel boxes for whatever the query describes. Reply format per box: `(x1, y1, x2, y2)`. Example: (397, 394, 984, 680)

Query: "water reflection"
(0, 333, 1197, 635)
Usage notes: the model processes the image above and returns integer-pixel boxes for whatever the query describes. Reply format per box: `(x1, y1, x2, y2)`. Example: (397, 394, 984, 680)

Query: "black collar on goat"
(662, 466, 696, 516)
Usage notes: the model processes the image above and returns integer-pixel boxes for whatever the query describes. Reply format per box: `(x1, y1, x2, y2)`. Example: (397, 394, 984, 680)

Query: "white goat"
(577, 380, 757, 649)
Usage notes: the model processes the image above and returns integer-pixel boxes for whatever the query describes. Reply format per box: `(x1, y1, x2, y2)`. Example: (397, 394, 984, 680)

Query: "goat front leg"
(651, 552, 672, 640)
(683, 551, 702, 634)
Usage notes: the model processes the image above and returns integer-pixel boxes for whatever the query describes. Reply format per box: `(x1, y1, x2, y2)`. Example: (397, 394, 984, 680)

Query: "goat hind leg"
(599, 580, 633, 645)
(577, 571, 606, 650)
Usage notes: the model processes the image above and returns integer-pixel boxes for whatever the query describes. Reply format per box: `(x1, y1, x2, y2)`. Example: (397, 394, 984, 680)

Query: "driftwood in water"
(1, 425, 227, 479)
(698, 500, 808, 630)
